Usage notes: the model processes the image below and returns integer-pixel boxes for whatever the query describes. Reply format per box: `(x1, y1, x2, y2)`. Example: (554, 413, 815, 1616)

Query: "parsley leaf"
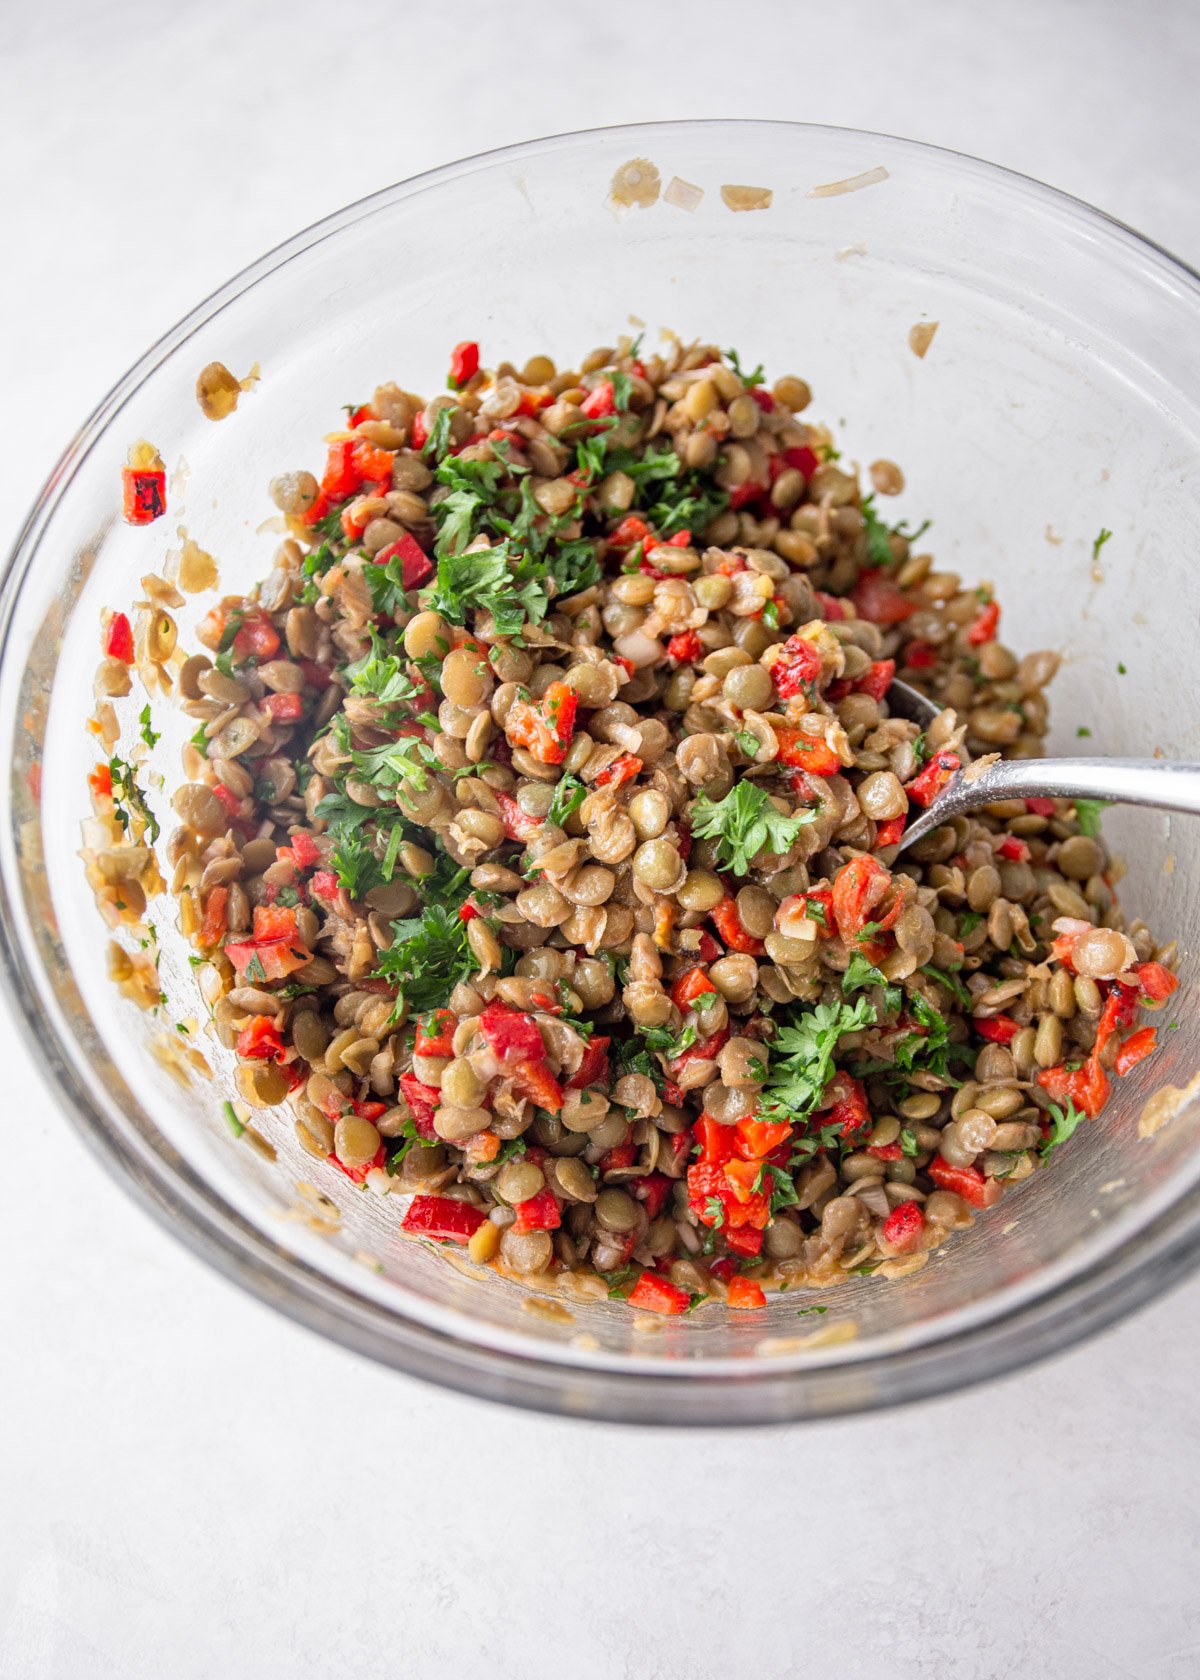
(1040, 1098, 1086, 1162)
(427, 541, 548, 639)
(860, 494, 932, 569)
(919, 964, 972, 1009)
(138, 705, 160, 749)
(108, 755, 160, 845)
(374, 902, 474, 1013)
(1074, 798, 1109, 838)
(344, 629, 421, 707)
(842, 950, 902, 1015)
(724, 348, 765, 388)
(546, 773, 587, 829)
(761, 996, 876, 1128)
(893, 993, 951, 1076)
(1092, 528, 1113, 561)
(689, 782, 816, 876)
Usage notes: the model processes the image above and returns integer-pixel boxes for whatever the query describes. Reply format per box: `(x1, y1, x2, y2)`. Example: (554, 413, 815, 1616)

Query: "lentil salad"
(85, 335, 1179, 1316)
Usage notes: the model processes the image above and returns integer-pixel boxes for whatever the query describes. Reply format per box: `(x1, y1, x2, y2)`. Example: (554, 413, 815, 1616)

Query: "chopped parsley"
(108, 755, 160, 845)
(860, 494, 932, 569)
(1076, 725, 1092, 739)
(1040, 1098, 1086, 1162)
(374, 901, 475, 1013)
(724, 348, 765, 388)
(899, 1127, 920, 1157)
(1092, 528, 1113, 561)
(221, 1100, 245, 1138)
(919, 964, 972, 1009)
(842, 950, 901, 1014)
(761, 996, 876, 1128)
(689, 782, 816, 876)
(1074, 798, 1109, 838)
(546, 773, 587, 829)
(138, 705, 160, 750)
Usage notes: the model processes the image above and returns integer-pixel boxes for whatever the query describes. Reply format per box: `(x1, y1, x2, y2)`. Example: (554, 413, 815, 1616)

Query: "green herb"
(427, 541, 548, 639)
(724, 348, 765, 388)
(213, 610, 246, 677)
(732, 729, 761, 759)
(221, 1100, 245, 1138)
(893, 993, 951, 1077)
(346, 731, 430, 794)
(343, 629, 422, 707)
(842, 950, 902, 1015)
(1040, 1097, 1086, 1162)
(645, 472, 729, 539)
(384, 1116, 441, 1174)
(1092, 528, 1113, 561)
(920, 964, 972, 1009)
(138, 705, 160, 750)
(1074, 798, 1109, 838)
(1117, 661, 1127, 675)
(761, 599, 779, 630)
(703, 1195, 726, 1229)
(761, 996, 876, 1128)
(608, 369, 634, 410)
(602, 1264, 642, 1299)
(860, 494, 932, 569)
(900, 1127, 920, 1157)
(958, 911, 983, 937)
(546, 772, 587, 829)
(795, 1304, 829, 1318)
(108, 755, 160, 845)
(1076, 725, 1092, 739)
(911, 731, 928, 765)
(491, 1137, 528, 1168)
(374, 902, 474, 1014)
(689, 782, 816, 876)
(760, 1163, 800, 1215)
(421, 406, 455, 460)
(605, 442, 681, 490)
(804, 898, 828, 929)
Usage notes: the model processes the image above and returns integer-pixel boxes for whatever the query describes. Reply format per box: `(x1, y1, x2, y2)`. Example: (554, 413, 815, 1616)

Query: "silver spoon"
(885, 678, 1200, 856)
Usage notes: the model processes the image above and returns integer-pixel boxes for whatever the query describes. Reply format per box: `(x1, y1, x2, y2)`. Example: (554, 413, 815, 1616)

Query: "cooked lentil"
(85, 335, 1179, 1314)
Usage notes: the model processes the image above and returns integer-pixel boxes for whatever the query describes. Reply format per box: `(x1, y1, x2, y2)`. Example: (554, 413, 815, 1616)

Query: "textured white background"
(3, 3, 1200, 1676)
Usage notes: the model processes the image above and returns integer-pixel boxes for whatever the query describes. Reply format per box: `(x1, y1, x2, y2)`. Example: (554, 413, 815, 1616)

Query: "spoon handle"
(896, 757, 1200, 853)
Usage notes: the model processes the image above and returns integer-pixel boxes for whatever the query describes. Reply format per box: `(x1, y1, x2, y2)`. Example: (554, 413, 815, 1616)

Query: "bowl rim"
(4, 116, 1200, 1425)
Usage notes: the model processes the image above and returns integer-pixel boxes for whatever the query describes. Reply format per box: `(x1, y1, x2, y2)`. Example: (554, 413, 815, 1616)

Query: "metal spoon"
(885, 678, 1200, 855)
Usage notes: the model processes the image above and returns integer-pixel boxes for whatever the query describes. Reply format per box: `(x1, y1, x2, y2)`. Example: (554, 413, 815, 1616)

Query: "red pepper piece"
(734, 1116, 792, 1160)
(398, 1071, 441, 1138)
(600, 1142, 637, 1174)
(410, 410, 429, 451)
(232, 612, 281, 664)
(905, 749, 962, 808)
(973, 1014, 1020, 1044)
(494, 789, 543, 841)
(401, 1194, 487, 1244)
(867, 1141, 903, 1161)
(594, 752, 642, 789)
(856, 658, 896, 702)
(668, 1029, 730, 1084)
(328, 1143, 386, 1185)
(457, 898, 481, 923)
(581, 381, 616, 420)
(198, 884, 229, 946)
(711, 897, 765, 956)
(771, 633, 823, 699)
(103, 611, 135, 663)
(373, 532, 433, 592)
(511, 1184, 562, 1235)
(1025, 797, 1058, 817)
(904, 639, 937, 669)
(627, 1272, 691, 1315)
(782, 445, 820, 479)
(263, 691, 304, 722)
(873, 814, 907, 850)
(505, 681, 578, 765)
(927, 1156, 1002, 1208)
(997, 835, 1030, 862)
(774, 729, 842, 776)
(723, 1224, 764, 1260)
(748, 387, 774, 413)
(671, 968, 718, 1012)
(347, 403, 376, 427)
(414, 1008, 458, 1059)
(121, 466, 167, 525)
(253, 904, 299, 941)
(815, 590, 846, 621)
(224, 925, 312, 981)
(830, 854, 890, 942)
(311, 869, 340, 901)
(966, 600, 1000, 645)
(728, 482, 765, 512)
(288, 832, 321, 870)
(694, 1116, 736, 1166)
(448, 340, 480, 388)
(509, 1061, 564, 1114)
(235, 1015, 286, 1062)
(88, 762, 113, 799)
(609, 515, 653, 552)
(726, 1275, 766, 1309)
(478, 1000, 545, 1063)
(1115, 1027, 1157, 1076)
(631, 1173, 672, 1220)
(1133, 961, 1179, 1001)
(567, 1035, 611, 1090)
(851, 570, 917, 624)
(666, 630, 703, 663)
(825, 1070, 872, 1139)
(1038, 1060, 1110, 1119)
(880, 1200, 926, 1254)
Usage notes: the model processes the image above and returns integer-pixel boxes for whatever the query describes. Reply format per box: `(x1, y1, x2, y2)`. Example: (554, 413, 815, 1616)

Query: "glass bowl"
(3, 120, 1199, 1426)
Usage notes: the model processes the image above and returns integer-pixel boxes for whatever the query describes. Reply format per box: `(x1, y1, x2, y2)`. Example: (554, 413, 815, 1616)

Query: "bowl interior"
(4, 122, 1200, 1421)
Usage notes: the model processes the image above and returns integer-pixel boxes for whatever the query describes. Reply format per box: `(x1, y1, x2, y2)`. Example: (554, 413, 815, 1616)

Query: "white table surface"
(3, 3, 1200, 1676)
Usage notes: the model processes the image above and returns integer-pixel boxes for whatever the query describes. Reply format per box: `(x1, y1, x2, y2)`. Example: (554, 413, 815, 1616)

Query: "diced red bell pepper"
(449, 340, 480, 388)
(1133, 961, 1179, 1002)
(311, 869, 340, 901)
(728, 482, 766, 512)
(263, 691, 305, 722)
(121, 466, 167, 525)
(511, 1184, 562, 1235)
(373, 531, 433, 592)
(594, 752, 642, 788)
(997, 835, 1030, 863)
(232, 612, 281, 664)
(632, 1173, 672, 1220)
(506, 681, 578, 765)
(852, 570, 917, 624)
(775, 729, 842, 777)
(711, 897, 765, 956)
(347, 403, 376, 427)
(509, 1061, 564, 1115)
(664, 529, 692, 548)
(825, 1070, 872, 1139)
(103, 611, 135, 663)
(782, 445, 820, 479)
(873, 814, 907, 850)
(973, 1014, 1019, 1044)
(414, 1008, 458, 1059)
(857, 658, 896, 702)
(211, 783, 245, 824)
(867, 1142, 904, 1161)
(398, 1070, 441, 1138)
(727, 1276, 766, 1308)
(224, 931, 312, 981)
(734, 1116, 792, 1160)
(600, 1142, 636, 1174)
(478, 1001, 546, 1063)
(880, 1200, 926, 1254)
(627, 1272, 690, 1315)
(494, 789, 543, 841)
(668, 1028, 730, 1082)
(252, 904, 298, 941)
(830, 854, 890, 943)
(771, 634, 823, 699)
(236, 1014, 286, 1062)
(927, 1157, 1002, 1208)
(88, 762, 113, 799)
(462, 1130, 501, 1164)
(567, 1035, 611, 1090)
(1115, 1027, 1157, 1076)
(815, 590, 846, 621)
(1025, 797, 1058, 817)
(581, 381, 616, 420)
(967, 600, 1000, 645)
(748, 386, 775, 412)
(671, 968, 718, 1012)
(410, 410, 429, 451)
(905, 749, 962, 808)
(198, 884, 229, 947)
(328, 1143, 386, 1185)
(904, 639, 937, 669)
(723, 1223, 764, 1259)
(609, 515, 653, 552)
(694, 1116, 736, 1166)
(1038, 1060, 1109, 1120)
(402, 1194, 487, 1244)
(666, 630, 703, 663)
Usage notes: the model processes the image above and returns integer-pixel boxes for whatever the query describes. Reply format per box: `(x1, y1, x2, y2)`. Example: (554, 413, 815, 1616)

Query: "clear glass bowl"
(3, 121, 1199, 1425)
